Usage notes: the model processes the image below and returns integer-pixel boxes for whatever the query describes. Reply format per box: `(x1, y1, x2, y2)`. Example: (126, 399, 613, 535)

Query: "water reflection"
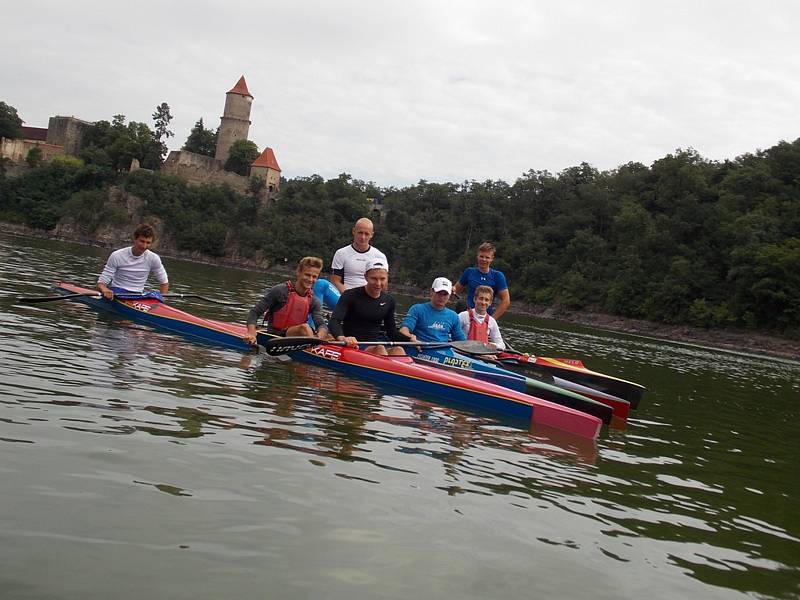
(2, 232, 799, 599)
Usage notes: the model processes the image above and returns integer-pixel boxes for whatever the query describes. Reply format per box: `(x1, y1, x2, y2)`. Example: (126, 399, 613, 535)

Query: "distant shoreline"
(4, 222, 798, 361)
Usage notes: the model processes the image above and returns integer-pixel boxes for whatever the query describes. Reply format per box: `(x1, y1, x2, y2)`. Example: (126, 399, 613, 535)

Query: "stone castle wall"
(162, 150, 249, 193)
(46, 116, 93, 155)
(0, 137, 63, 163)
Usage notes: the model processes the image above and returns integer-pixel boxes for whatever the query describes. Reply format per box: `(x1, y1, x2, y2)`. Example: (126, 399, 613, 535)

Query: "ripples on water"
(1, 234, 798, 599)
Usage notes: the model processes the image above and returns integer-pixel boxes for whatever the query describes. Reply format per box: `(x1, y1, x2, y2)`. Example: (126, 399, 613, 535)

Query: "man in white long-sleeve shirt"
(97, 223, 169, 300)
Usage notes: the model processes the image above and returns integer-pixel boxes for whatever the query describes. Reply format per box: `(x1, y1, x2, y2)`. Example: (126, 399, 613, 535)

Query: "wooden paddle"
(18, 292, 242, 306)
(258, 336, 498, 357)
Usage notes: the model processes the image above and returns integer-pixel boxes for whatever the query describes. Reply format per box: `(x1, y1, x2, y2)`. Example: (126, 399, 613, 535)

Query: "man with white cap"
(328, 258, 415, 356)
(399, 277, 467, 344)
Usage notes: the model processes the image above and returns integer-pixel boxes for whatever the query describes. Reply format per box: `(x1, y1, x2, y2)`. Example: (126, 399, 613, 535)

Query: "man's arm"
(457, 311, 470, 338)
(384, 299, 413, 342)
(243, 286, 282, 345)
(150, 254, 169, 294)
(493, 289, 510, 320)
(97, 253, 118, 299)
(398, 305, 419, 339)
(96, 281, 114, 300)
(330, 249, 346, 292)
(327, 291, 350, 340)
(330, 273, 345, 293)
(309, 298, 328, 339)
(487, 316, 505, 350)
(449, 314, 467, 341)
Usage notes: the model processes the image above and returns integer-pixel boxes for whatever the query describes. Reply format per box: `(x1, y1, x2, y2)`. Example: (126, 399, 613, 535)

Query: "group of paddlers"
(96, 219, 513, 356)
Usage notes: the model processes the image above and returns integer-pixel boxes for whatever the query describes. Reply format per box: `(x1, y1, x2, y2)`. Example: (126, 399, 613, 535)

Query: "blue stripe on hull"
(409, 348, 529, 393)
(295, 350, 534, 422)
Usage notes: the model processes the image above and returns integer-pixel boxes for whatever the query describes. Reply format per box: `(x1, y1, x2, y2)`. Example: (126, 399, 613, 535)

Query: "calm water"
(1, 233, 798, 600)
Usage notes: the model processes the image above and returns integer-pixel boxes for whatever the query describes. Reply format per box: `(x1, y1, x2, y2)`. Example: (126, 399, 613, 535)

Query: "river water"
(1, 233, 798, 600)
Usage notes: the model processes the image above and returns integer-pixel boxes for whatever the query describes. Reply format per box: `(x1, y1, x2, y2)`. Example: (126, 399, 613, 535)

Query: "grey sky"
(4, 1, 799, 186)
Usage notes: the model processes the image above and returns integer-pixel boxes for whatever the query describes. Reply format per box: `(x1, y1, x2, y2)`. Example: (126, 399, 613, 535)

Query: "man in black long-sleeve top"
(328, 258, 417, 356)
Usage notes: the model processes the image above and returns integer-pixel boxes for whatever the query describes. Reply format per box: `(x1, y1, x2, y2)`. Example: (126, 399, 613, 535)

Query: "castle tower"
(250, 147, 282, 192)
(214, 75, 253, 163)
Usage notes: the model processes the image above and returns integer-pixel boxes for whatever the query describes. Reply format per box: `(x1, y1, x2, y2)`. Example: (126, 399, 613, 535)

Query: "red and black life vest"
(269, 281, 311, 330)
(466, 308, 489, 343)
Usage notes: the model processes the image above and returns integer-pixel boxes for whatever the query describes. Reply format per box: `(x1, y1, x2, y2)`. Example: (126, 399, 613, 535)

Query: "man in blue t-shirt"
(400, 277, 466, 343)
(453, 242, 511, 319)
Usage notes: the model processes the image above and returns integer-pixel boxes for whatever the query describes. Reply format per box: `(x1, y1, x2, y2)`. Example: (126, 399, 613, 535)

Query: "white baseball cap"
(365, 258, 388, 273)
(431, 277, 452, 293)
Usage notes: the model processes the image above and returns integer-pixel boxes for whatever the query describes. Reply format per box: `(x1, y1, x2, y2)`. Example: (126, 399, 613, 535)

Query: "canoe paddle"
(18, 292, 103, 303)
(18, 292, 243, 306)
(258, 336, 499, 357)
(159, 293, 243, 306)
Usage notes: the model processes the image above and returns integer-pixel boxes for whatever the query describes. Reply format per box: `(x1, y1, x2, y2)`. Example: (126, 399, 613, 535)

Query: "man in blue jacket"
(399, 277, 466, 343)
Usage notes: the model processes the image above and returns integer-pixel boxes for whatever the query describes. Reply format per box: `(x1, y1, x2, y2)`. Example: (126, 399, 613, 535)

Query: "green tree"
(25, 147, 43, 168)
(150, 102, 174, 166)
(152, 102, 173, 142)
(80, 115, 159, 171)
(224, 139, 259, 176)
(182, 118, 217, 157)
(0, 101, 23, 139)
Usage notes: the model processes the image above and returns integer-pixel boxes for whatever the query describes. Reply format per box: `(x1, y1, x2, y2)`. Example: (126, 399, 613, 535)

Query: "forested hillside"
(1, 140, 798, 335)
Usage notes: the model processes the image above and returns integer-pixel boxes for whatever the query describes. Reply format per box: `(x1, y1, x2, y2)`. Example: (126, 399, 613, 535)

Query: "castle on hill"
(1, 75, 281, 198)
(162, 75, 282, 195)
(0, 116, 93, 166)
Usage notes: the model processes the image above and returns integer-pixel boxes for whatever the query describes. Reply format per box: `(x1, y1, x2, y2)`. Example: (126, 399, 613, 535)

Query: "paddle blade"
(257, 335, 326, 356)
(450, 340, 502, 355)
(18, 292, 101, 303)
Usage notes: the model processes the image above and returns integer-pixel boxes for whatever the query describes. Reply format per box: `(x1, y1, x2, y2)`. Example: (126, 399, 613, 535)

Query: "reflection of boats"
(52, 282, 602, 440)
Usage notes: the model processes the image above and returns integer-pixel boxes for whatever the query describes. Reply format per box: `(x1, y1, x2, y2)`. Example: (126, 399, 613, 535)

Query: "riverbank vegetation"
(1, 116, 798, 335)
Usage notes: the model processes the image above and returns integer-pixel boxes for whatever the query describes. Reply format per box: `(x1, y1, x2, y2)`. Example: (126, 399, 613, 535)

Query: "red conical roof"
(227, 75, 253, 98)
(251, 147, 281, 171)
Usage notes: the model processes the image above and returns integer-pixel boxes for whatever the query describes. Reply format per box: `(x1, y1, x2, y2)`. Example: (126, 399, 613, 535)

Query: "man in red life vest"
(244, 256, 328, 345)
(457, 285, 506, 350)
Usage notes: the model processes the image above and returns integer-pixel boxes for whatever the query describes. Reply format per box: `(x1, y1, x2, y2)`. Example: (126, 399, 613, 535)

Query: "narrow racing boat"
(257, 332, 602, 440)
(48, 283, 602, 440)
(495, 353, 645, 409)
(406, 347, 616, 425)
(521, 365, 632, 420)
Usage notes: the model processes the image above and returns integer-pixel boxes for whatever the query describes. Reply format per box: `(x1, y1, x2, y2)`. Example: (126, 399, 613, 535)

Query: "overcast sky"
(4, 1, 799, 187)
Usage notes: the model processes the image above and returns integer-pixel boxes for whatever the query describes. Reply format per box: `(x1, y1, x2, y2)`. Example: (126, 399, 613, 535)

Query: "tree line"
(1, 101, 798, 335)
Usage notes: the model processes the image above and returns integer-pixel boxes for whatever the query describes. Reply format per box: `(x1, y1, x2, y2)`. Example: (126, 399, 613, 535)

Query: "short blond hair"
(477, 242, 495, 255)
(296, 256, 323, 272)
(474, 285, 494, 300)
